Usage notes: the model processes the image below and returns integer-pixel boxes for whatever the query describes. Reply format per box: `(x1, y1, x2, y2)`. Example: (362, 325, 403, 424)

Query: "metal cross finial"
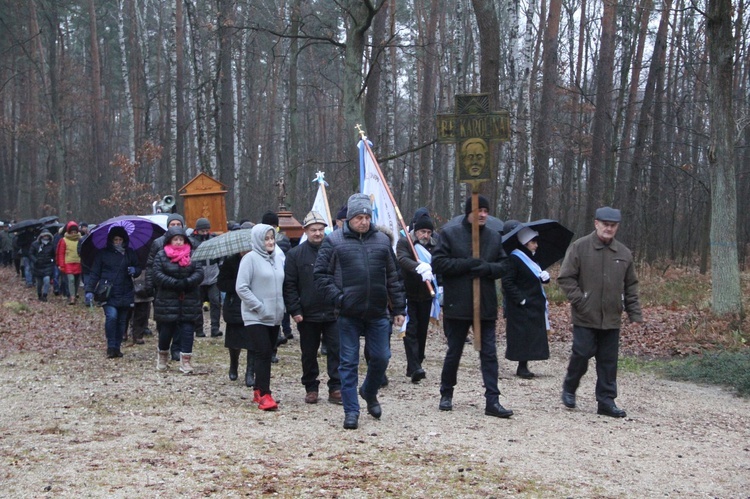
(355, 123, 366, 138)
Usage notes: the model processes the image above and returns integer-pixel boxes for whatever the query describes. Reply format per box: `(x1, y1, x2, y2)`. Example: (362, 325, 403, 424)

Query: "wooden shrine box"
(277, 209, 304, 246)
(179, 172, 228, 234)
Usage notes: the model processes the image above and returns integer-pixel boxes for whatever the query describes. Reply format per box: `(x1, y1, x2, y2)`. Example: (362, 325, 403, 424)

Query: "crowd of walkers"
(2, 198, 641, 429)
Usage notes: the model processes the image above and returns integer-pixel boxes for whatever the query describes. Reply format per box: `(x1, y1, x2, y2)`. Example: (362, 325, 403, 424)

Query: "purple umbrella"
(80, 215, 166, 269)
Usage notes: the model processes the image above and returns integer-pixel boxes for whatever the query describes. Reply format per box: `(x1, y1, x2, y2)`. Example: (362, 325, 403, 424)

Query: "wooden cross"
(437, 93, 510, 350)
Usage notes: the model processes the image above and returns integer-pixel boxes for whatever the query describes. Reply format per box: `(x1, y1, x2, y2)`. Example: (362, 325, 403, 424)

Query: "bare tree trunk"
(417, 0, 439, 208)
(288, 0, 302, 210)
(88, 0, 105, 212)
(613, 0, 652, 208)
(585, 0, 617, 218)
(471, 0, 500, 206)
(217, 0, 236, 217)
(364, 0, 387, 145)
(175, 0, 186, 196)
(644, 3, 670, 260)
(342, 0, 384, 169)
(620, 1, 670, 248)
(706, 0, 743, 316)
(531, 0, 561, 220)
(117, 0, 136, 160)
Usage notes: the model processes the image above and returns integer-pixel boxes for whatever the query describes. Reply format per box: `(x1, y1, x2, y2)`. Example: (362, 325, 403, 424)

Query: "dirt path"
(1, 314, 748, 498)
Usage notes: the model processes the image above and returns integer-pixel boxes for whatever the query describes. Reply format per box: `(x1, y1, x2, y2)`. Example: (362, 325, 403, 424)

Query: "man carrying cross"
(432, 195, 513, 418)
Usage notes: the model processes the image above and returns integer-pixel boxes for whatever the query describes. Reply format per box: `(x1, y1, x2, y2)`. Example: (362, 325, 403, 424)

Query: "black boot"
(516, 361, 535, 379)
(245, 351, 255, 387)
(228, 348, 240, 381)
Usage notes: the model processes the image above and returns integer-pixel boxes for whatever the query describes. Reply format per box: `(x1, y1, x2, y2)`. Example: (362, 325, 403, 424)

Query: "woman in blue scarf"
(500, 226, 551, 379)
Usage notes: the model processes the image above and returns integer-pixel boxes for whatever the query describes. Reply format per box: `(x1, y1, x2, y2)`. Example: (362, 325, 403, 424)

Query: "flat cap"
(595, 206, 621, 222)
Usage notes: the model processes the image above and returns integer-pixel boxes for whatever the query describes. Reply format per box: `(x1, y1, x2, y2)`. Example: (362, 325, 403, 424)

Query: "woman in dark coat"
(218, 250, 255, 386)
(500, 226, 551, 378)
(85, 226, 141, 358)
(29, 229, 56, 301)
(152, 226, 204, 373)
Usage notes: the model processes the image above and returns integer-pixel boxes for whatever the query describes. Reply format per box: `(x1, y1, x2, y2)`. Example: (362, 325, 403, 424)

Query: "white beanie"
(517, 227, 539, 245)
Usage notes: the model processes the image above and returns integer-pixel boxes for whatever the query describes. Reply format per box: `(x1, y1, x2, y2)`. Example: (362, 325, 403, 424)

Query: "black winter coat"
(217, 253, 243, 325)
(500, 251, 550, 361)
(152, 250, 204, 323)
(314, 223, 405, 320)
(85, 245, 141, 308)
(396, 232, 437, 302)
(145, 235, 166, 294)
(432, 216, 506, 321)
(30, 240, 56, 278)
(284, 241, 336, 322)
(15, 230, 35, 258)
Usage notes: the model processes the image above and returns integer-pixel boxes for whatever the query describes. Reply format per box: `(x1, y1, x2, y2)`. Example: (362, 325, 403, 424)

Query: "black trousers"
(403, 299, 431, 375)
(440, 318, 500, 404)
(247, 323, 279, 396)
(563, 325, 620, 405)
(129, 301, 151, 341)
(297, 320, 341, 392)
(195, 283, 221, 335)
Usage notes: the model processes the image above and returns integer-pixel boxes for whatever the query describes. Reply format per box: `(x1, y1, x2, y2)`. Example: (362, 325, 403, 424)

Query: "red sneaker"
(258, 394, 278, 411)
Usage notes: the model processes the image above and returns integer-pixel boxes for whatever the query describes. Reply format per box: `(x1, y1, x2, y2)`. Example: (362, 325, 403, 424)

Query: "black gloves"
(469, 262, 493, 278)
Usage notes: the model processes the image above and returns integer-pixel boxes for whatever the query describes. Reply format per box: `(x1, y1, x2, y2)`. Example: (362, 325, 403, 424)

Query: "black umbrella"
(442, 214, 504, 233)
(79, 215, 166, 269)
(8, 219, 41, 233)
(43, 222, 64, 234)
(38, 215, 59, 225)
(502, 219, 574, 270)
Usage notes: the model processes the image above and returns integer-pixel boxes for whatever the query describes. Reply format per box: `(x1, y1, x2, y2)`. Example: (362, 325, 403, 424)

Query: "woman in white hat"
(500, 226, 551, 379)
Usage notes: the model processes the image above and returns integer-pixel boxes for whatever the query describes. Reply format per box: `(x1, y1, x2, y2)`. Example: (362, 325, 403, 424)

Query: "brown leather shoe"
(328, 390, 342, 405)
(305, 391, 318, 404)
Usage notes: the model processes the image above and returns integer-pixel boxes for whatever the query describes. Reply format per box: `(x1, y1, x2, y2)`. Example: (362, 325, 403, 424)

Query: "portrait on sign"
(458, 137, 490, 182)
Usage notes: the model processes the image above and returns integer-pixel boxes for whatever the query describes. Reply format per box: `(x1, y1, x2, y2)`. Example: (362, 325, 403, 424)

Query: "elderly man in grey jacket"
(558, 206, 643, 418)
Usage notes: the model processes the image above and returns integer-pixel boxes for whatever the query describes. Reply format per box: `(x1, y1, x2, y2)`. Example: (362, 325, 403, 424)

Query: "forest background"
(1, 0, 748, 315)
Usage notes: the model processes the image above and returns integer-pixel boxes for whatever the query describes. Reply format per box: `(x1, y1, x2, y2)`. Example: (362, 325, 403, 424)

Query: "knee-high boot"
(228, 348, 240, 381)
(245, 350, 255, 387)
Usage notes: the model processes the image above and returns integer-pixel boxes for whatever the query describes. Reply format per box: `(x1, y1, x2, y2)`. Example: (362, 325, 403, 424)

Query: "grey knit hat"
(347, 193, 372, 219)
(195, 217, 211, 231)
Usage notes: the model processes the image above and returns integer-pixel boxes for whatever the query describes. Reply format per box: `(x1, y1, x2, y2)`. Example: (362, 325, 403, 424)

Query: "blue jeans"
(103, 305, 131, 349)
(53, 267, 61, 294)
(440, 318, 500, 404)
(36, 275, 51, 298)
(337, 316, 391, 415)
(158, 321, 195, 354)
(22, 257, 32, 286)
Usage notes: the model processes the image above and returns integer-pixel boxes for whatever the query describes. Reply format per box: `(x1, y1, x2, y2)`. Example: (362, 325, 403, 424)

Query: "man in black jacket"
(396, 210, 438, 383)
(284, 211, 342, 405)
(314, 193, 406, 430)
(432, 195, 514, 418)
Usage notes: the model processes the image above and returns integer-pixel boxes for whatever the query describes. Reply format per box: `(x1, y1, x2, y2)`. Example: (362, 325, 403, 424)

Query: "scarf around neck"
(164, 244, 192, 267)
(511, 248, 550, 330)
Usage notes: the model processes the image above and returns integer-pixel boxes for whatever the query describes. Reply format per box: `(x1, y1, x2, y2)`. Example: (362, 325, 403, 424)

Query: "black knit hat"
(413, 213, 434, 232)
(261, 211, 279, 226)
(465, 195, 490, 215)
(335, 204, 348, 221)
